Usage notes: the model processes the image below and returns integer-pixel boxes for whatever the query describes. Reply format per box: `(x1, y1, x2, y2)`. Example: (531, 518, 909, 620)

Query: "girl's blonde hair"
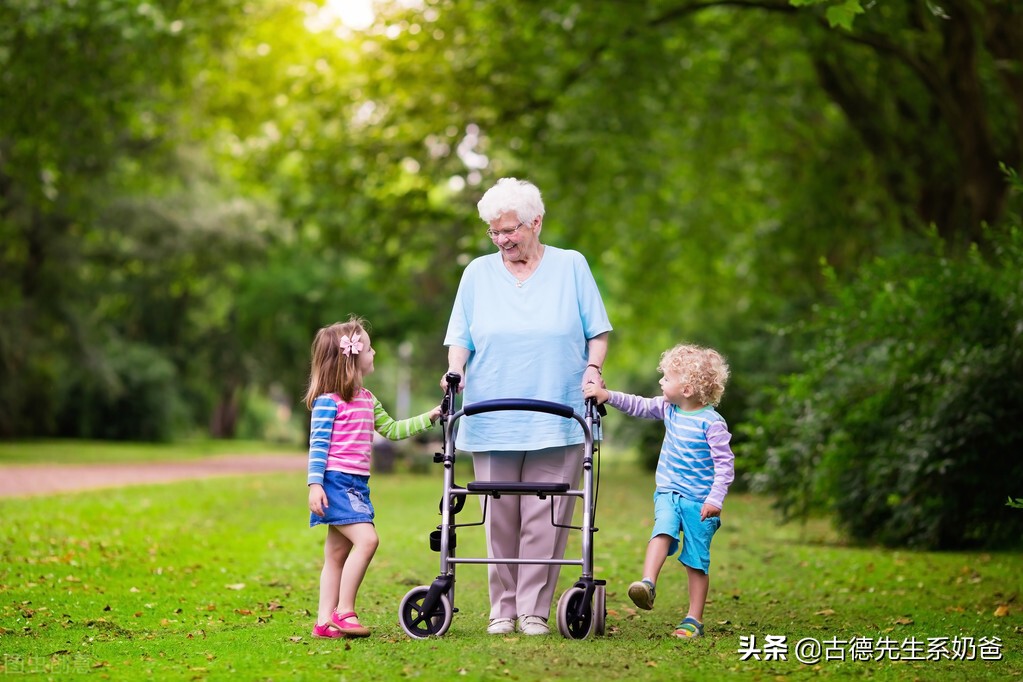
(304, 316, 368, 408)
(658, 343, 730, 407)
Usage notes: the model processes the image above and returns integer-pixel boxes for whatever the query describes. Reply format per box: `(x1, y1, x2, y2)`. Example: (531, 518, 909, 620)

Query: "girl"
(305, 316, 441, 639)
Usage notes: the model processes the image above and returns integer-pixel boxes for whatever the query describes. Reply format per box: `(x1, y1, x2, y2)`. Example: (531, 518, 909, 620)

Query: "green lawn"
(0, 451, 1019, 681)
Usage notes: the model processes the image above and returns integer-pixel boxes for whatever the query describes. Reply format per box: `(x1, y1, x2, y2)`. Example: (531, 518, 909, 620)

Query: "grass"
(0, 447, 1020, 681)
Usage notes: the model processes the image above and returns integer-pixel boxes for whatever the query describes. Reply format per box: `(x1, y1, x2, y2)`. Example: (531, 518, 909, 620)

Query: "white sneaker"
(517, 615, 550, 636)
(487, 617, 515, 635)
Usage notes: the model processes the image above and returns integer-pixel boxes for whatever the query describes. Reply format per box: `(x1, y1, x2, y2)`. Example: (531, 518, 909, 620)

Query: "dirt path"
(0, 454, 307, 498)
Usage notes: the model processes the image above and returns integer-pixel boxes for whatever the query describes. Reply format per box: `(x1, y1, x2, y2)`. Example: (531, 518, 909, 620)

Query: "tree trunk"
(209, 387, 239, 438)
(807, 0, 1019, 245)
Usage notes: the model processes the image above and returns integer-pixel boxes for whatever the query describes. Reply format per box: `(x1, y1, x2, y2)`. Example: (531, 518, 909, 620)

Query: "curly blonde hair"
(304, 315, 368, 408)
(657, 343, 730, 407)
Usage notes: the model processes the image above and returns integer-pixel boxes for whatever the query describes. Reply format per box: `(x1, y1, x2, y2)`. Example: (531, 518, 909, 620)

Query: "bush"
(58, 339, 187, 441)
(741, 227, 1023, 549)
(235, 386, 305, 445)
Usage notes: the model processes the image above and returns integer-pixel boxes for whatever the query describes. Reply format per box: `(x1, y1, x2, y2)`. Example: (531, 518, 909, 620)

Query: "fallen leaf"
(815, 609, 836, 616)
(994, 604, 1010, 617)
(894, 616, 914, 625)
(225, 583, 246, 590)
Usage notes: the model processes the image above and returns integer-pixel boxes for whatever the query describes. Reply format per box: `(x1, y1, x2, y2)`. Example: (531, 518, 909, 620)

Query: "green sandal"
(673, 616, 704, 638)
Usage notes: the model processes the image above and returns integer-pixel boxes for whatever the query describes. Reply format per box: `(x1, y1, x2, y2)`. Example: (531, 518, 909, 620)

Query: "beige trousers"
(472, 444, 584, 620)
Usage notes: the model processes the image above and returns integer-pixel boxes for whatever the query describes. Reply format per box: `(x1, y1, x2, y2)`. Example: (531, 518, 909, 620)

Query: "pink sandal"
(311, 622, 342, 639)
(331, 610, 371, 637)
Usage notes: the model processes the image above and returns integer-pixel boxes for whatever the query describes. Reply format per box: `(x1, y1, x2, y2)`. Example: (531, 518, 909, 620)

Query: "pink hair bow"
(340, 333, 363, 356)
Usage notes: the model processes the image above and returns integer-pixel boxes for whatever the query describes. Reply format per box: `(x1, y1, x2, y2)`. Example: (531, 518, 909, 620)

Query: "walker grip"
(462, 398, 575, 419)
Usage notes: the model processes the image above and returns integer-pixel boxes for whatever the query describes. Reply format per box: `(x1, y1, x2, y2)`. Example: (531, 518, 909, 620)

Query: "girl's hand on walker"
(308, 484, 329, 517)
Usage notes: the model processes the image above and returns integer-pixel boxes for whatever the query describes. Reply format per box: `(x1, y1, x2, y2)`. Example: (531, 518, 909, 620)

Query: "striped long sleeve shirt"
(605, 391, 735, 509)
(307, 389, 435, 485)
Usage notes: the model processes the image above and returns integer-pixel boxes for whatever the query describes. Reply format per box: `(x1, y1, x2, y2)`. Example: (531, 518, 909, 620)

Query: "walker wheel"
(555, 586, 595, 640)
(399, 586, 453, 639)
(594, 584, 606, 636)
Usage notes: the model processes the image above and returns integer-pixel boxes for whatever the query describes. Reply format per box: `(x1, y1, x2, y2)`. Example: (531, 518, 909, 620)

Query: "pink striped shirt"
(323, 390, 376, 476)
(307, 390, 435, 484)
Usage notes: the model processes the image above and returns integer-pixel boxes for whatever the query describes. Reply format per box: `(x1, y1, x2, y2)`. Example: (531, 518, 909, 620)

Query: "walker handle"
(462, 398, 575, 419)
(441, 372, 461, 415)
(586, 396, 607, 418)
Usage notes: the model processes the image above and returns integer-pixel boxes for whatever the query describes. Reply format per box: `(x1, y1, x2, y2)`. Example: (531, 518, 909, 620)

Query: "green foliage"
(743, 224, 1023, 549)
(234, 388, 305, 445)
(790, 0, 865, 30)
(0, 0, 250, 437)
(59, 339, 186, 441)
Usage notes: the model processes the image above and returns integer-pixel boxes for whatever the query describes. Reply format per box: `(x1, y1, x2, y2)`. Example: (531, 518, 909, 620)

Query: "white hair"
(477, 177, 545, 224)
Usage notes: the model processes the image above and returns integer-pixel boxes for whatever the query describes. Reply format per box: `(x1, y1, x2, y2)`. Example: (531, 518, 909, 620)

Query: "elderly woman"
(442, 177, 612, 636)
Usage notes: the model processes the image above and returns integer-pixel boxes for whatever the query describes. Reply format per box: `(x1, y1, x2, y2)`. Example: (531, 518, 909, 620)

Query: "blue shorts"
(650, 491, 721, 574)
(310, 470, 375, 528)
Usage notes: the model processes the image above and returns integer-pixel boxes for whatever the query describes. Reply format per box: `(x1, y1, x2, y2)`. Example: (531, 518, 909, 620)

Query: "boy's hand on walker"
(308, 484, 328, 517)
(700, 503, 721, 521)
(582, 382, 608, 404)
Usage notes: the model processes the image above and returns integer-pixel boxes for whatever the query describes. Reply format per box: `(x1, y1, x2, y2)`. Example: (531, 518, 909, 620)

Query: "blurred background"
(1, 0, 1021, 549)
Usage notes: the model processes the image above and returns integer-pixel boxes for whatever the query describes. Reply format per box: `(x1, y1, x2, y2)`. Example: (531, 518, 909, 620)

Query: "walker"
(398, 373, 606, 640)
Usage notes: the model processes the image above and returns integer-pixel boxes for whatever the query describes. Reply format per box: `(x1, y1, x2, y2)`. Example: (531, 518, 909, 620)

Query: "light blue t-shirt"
(444, 245, 612, 451)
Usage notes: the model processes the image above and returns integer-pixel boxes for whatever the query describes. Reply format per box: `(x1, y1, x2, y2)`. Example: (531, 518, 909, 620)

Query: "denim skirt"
(310, 470, 375, 528)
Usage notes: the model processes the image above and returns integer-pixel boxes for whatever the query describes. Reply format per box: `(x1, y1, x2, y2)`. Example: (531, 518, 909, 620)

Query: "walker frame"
(398, 372, 606, 640)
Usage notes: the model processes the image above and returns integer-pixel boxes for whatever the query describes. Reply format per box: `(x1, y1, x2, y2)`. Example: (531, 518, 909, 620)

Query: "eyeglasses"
(486, 222, 528, 240)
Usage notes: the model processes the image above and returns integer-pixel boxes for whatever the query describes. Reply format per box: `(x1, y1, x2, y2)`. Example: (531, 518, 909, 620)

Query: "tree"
(0, 0, 249, 436)
(796, 0, 1022, 245)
